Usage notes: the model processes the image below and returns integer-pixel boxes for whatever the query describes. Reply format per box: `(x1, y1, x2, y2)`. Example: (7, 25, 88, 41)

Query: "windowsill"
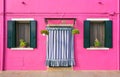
(11, 48, 34, 50)
(87, 47, 109, 50)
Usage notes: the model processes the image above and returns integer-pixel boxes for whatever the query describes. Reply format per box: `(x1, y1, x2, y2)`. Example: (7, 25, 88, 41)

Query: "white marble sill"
(11, 48, 34, 50)
(87, 48, 109, 50)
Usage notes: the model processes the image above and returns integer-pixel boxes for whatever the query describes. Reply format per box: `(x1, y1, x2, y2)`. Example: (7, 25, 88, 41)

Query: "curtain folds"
(46, 26, 74, 67)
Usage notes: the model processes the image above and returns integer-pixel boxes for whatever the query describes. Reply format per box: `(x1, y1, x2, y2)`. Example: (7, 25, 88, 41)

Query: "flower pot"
(42, 34, 46, 36)
(20, 46, 26, 48)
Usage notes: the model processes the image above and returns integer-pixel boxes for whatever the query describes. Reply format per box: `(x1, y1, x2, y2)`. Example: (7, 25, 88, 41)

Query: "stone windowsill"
(11, 48, 34, 50)
(87, 47, 109, 50)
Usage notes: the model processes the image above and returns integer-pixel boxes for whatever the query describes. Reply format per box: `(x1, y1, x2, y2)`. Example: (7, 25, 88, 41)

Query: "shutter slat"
(84, 20, 90, 48)
(7, 21, 16, 48)
(105, 20, 112, 48)
(30, 21, 37, 48)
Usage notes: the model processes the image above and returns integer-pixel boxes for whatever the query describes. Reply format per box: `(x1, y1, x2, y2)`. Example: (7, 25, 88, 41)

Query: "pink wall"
(0, 0, 3, 13)
(0, 16, 4, 70)
(6, 0, 118, 13)
(0, 0, 4, 70)
(0, 0, 119, 70)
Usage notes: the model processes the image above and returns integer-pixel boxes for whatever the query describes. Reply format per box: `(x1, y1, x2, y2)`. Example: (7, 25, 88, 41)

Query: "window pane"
(90, 22, 105, 47)
(16, 22, 30, 47)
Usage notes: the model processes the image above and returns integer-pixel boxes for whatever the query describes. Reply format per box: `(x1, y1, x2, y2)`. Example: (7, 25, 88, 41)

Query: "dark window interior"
(16, 21, 30, 47)
(90, 22, 105, 47)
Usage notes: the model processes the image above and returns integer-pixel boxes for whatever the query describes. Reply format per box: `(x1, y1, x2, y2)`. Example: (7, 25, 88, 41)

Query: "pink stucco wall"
(0, 0, 4, 70)
(0, 0, 119, 70)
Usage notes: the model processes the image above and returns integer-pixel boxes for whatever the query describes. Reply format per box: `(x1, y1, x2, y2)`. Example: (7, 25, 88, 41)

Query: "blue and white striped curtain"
(46, 26, 75, 67)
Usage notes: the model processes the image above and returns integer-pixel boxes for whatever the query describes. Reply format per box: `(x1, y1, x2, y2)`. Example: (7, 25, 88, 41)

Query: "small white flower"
(42, 34, 46, 36)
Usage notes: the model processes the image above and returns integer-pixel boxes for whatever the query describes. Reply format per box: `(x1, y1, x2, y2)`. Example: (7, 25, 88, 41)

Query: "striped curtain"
(46, 26, 75, 67)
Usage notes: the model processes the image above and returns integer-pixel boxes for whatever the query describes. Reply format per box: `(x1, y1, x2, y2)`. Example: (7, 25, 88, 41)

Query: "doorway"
(46, 26, 75, 67)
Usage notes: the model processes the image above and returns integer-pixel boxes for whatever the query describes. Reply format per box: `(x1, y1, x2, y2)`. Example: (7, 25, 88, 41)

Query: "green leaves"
(40, 30, 49, 35)
(94, 38, 101, 47)
(72, 29, 80, 35)
(19, 39, 27, 47)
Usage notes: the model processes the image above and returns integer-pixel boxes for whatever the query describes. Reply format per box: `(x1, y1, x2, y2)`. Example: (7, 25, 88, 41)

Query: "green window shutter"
(105, 20, 112, 48)
(30, 21, 37, 48)
(7, 21, 16, 48)
(84, 20, 90, 48)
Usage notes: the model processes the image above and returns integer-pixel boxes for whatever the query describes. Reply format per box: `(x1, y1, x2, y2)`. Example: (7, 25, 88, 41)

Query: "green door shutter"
(105, 20, 112, 48)
(84, 20, 90, 48)
(30, 21, 37, 48)
(7, 21, 16, 48)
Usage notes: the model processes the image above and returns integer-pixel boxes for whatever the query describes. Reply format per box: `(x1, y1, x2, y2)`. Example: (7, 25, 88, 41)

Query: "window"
(7, 20, 37, 48)
(84, 20, 112, 48)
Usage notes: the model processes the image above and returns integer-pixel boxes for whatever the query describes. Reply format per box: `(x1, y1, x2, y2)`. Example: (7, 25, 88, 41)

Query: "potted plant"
(19, 39, 27, 48)
(40, 30, 49, 36)
(94, 38, 101, 47)
(72, 29, 80, 35)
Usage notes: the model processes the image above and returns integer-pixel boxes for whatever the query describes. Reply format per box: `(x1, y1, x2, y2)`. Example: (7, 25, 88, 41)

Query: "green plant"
(40, 30, 49, 35)
(94, 38, 101, 47)
(19, 39, 27, 47)
(72, 29, 80, 34)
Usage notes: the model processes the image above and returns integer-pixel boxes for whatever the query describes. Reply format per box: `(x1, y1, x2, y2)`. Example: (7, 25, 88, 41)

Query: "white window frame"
(10, 18, 35, 50)
(11, 18, 34, 21)
(86, 18, 110, 50)
(86, 18, 110, 21)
